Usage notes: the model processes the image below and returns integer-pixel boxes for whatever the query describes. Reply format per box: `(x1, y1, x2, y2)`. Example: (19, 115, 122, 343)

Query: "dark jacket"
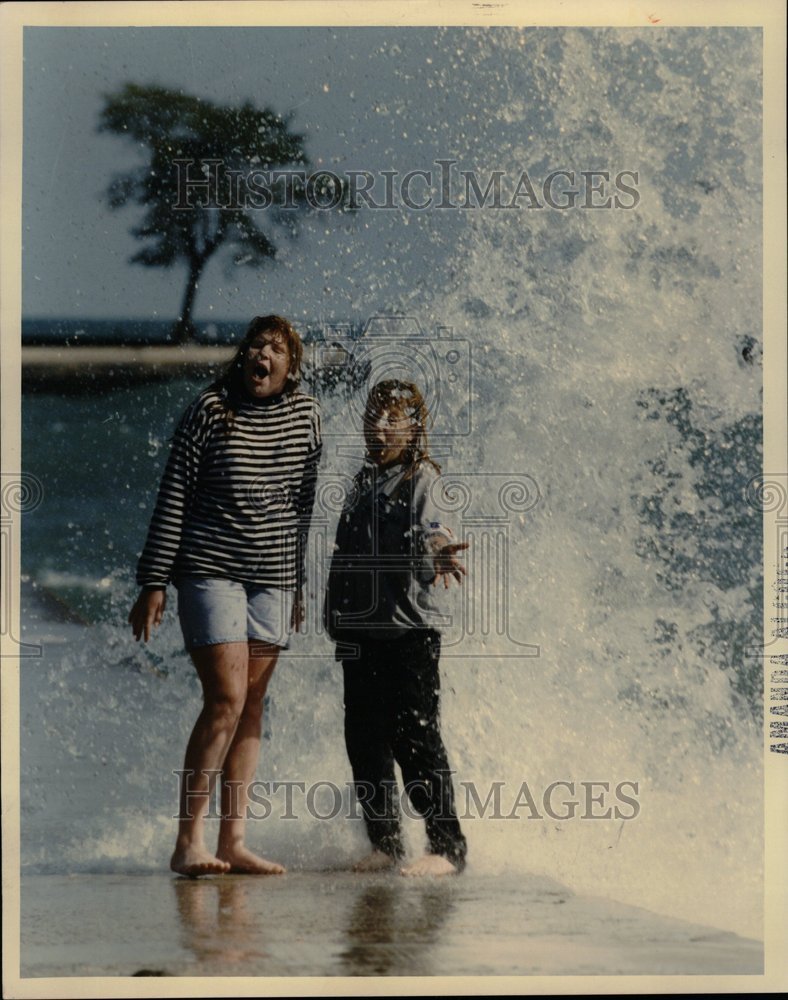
(324, 458, 454, 644)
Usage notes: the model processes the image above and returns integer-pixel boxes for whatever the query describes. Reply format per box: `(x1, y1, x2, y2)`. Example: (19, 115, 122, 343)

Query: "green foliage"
(98, 83, 327, 338)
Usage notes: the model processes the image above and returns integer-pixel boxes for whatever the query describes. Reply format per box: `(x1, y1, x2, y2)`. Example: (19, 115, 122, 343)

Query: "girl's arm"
(135, 396, 213, 589)
(292, 400, 323, 605)
(411, 465, 469, 587)
(128, 587, 166, 643)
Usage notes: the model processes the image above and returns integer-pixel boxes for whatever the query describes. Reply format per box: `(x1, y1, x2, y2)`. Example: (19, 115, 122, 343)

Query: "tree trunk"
(173, 255, 206, 345)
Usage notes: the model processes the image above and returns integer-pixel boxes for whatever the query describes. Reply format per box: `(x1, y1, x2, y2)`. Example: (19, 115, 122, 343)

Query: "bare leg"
(216, 642, 285, 874)
(170, 642, 249, 877)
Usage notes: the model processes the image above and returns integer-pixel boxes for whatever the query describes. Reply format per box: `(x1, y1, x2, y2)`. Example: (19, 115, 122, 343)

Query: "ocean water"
(19, 26, 763, 943)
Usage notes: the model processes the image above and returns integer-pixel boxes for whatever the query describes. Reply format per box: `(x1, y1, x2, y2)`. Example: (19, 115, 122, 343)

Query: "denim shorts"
(174, 577, 294, 650)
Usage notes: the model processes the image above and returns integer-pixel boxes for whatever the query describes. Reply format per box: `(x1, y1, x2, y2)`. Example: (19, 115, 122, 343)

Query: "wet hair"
(364, 379, 440, 478)
(212, 315, 303, 428)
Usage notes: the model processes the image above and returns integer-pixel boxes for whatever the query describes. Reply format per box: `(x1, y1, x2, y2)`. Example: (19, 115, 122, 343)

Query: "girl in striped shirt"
(129, 315, 321, 877)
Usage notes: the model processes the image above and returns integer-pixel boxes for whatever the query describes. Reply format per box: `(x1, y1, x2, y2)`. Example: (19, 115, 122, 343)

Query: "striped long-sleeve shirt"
(136, 387, 322, 591)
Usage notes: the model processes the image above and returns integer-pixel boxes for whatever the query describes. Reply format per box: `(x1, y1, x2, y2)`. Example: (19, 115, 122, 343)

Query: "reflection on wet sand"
(338, 880, 456, 976)
(172, 871, 457, 976)
(173, 877, 267, 970)
(20, 872, 762, 978)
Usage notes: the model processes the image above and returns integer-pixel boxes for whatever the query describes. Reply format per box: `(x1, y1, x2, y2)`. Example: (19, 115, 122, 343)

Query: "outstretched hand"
(128, 588, 166, 643)
(432, 541, 469, 589)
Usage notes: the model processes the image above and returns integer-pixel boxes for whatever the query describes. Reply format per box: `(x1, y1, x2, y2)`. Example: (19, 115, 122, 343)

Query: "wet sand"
(18, 871, 762, 979)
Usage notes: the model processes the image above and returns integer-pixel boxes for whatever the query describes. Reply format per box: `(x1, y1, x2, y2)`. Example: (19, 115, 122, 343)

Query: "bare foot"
(216, 844, 286, 875)
(170, 844, 231, 877)
(352, 850, 397, 873)
(400, 854, 457, 877)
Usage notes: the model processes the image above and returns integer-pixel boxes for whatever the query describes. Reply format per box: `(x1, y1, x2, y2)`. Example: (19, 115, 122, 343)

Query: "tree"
(99, 83, 337, 343)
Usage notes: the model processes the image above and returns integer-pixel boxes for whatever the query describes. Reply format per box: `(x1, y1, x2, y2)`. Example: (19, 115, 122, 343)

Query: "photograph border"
(1, 1, 785, 996)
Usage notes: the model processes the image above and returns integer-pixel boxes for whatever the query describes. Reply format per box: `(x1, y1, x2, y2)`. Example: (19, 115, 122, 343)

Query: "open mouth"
(252, 362, 270, 381)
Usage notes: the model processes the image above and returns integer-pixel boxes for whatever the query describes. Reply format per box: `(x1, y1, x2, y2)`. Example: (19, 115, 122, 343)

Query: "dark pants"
(341, 629, 467, 871)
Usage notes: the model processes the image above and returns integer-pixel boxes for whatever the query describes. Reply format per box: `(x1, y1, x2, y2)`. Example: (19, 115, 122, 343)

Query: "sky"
(18, 18, 774, 360)
(23, 26, 516, 324)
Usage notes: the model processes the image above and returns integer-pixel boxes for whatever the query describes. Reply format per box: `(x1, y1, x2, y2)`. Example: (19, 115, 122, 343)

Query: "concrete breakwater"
(21, 344, 235, 392)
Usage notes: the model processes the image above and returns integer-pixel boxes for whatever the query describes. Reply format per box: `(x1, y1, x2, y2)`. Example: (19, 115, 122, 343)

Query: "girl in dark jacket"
(325, 379, 468, 875)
